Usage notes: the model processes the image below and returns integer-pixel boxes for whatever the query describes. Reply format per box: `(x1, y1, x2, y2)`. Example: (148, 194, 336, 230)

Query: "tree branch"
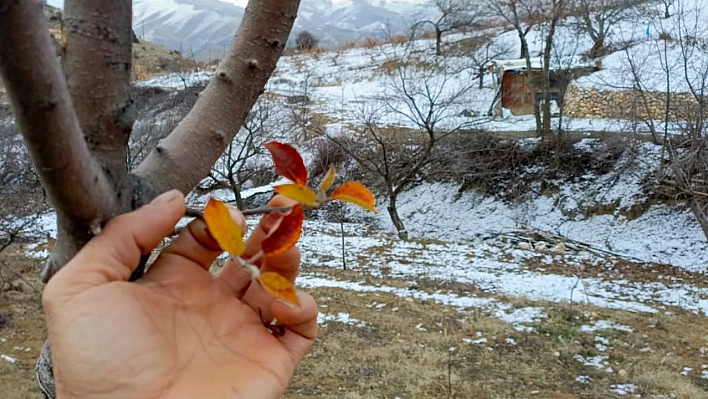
(64, 0, 135, 174)
(135, 0, 301, 194)
(0, 1, 116, 259)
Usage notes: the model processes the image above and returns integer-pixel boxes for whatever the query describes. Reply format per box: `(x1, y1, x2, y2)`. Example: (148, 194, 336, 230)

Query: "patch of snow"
(463, 337, 488, 345)
(1, 354, 17, 364)
(574, 354, 609, 370)
(581, 321, 634, 333)
(610, 384, 637, 395)
(317, 312, 364, 327)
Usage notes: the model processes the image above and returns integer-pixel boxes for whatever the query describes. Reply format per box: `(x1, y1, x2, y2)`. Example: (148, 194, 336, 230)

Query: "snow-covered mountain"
(131, 0, 432, 59)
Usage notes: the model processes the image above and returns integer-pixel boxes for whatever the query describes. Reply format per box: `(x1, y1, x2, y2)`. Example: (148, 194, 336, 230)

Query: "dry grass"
(2, 241, 708, 399)
(286, 280, 708, 399)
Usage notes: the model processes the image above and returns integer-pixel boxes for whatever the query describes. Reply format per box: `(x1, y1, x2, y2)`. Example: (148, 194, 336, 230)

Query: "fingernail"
(150, 189, 182, 206)
(275, 299, 298, 309)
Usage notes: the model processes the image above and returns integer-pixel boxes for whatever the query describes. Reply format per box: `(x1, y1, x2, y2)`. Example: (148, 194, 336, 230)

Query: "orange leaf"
(331, 181, 377, 212)
(262, 204, 304, 256)
(319, 166, 336, 193)
(259, 272, 299, 306)
(264, 142, 308, 185)
(203, 198, 245, 256)
(274, 184, 319, 207)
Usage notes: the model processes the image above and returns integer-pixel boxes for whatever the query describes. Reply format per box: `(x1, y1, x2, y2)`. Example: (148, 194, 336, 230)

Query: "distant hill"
(132, 0, 431, 60)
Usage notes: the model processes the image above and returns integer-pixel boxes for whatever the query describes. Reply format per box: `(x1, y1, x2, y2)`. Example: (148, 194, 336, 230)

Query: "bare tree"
(413, 0, 480, 56)
(489, 0, 544, 59)
(539, 0, 567, 135)
(622, 0, 708, 239)
(657, 0, 708, 240)
(210, 94, 288, 209)
(469, 40, 514, 89)
(0, 0, 301, 396)
(295, 30, 319, 51)
(572, 0, 649, 58)
(489, 0, 545, 133)
(328, 45, 478, 239)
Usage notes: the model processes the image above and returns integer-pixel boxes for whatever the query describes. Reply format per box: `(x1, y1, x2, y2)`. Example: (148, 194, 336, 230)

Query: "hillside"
(3, 1, 708, 398)
(0, 4, 193, 104)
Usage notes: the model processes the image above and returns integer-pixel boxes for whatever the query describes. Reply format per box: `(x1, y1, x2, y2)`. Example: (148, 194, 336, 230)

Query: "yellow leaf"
(274, 184, 319, 207)
(331, 181, 377, 212)
(203, 198, 245, 257)
(259, 272, 299, 306)
(319, 166, 336, 193)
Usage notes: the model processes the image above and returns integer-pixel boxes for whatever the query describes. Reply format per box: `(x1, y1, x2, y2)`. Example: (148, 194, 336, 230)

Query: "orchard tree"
(327, 44, 478, 239)
(572, 0, 649, 58)
(295, 30, 319, 51)
(412, 0, 480, 56)
(0, 0, 301, 396)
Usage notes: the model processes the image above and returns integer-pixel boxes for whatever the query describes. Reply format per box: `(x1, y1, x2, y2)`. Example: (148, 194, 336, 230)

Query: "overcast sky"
(46, 0, 63, 8)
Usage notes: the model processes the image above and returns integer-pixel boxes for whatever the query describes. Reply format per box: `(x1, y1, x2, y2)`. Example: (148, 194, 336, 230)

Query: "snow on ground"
(137, 23, 691, 138)
(364, 140, 708, 272)
(298, 219, 708, 315)
(17, 138, 708, 328)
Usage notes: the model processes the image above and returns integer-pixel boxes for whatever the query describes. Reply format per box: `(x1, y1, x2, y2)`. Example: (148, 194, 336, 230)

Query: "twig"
(340, 205, 347, 271)
(243, 205, 293, 216)
(184, 205, 294, 220)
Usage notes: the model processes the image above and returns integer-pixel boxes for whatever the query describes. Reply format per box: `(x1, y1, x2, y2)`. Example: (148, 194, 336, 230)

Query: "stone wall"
(563, 82, 701, 121)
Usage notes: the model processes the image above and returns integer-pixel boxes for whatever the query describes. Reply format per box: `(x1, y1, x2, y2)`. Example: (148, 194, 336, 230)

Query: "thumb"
(47, 190, 186, 296)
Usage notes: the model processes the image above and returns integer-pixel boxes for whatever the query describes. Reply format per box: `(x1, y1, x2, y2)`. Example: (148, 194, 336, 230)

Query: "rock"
(552, 242, 566, 254)
(518, 242, 532, 250)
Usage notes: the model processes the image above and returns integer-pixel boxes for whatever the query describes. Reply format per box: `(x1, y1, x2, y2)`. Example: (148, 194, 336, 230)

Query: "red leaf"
(261, 204, 304, 256)
(331, 181, 377, 212)
(264, 142, 308, 185)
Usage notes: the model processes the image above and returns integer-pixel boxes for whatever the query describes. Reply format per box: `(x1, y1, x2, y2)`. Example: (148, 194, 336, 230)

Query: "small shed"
(487, 57, 598, 117)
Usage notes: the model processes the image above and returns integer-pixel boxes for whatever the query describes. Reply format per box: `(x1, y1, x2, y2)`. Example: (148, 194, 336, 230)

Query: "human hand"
(42, 190, 317, 399)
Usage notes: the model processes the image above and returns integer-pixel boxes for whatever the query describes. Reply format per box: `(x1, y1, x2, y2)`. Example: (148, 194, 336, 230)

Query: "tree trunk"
(387, 195, 408, 240)
(478, 67, 485, 89)
(541, 2, 560, 137)
(588, 35, 606, 59)
(519, 36, 529, 59)
(435, 28, 442, 56)
(0, 0, 302, 396)
(232, 182, 245, 210)
(690, 197, 708, 242)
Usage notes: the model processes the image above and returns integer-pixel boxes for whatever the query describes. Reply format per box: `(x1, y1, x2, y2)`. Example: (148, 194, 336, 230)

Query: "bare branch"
(135, 0, 301, 194)
(0, 1, 115, 231)
(64, 0, 135, 173)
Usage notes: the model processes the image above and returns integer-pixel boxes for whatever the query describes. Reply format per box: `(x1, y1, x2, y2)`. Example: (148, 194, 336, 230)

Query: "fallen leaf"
(331, 181, 376, 212)
(203, 198, 245, 257)
(274, 184, 319, 207)
(319, 166, 336, 193)
(259, 272, 299, 306)
(264, 142, 308, 185)
(262, 204, 304, 256)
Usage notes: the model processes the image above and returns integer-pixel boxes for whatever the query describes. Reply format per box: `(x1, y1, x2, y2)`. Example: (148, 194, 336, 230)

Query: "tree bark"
(541, 3, 561, 136)
(0, 0, 119, 281)
(135, 0, 299, 195)
(387, 196, 408, 240)
(435, 28, 443, 56)
(0, 0, 302, 396)
(519, 35, 529, 59)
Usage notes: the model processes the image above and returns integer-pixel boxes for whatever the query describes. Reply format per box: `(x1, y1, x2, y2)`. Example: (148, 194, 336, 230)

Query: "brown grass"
(3, 241, 708, 399)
